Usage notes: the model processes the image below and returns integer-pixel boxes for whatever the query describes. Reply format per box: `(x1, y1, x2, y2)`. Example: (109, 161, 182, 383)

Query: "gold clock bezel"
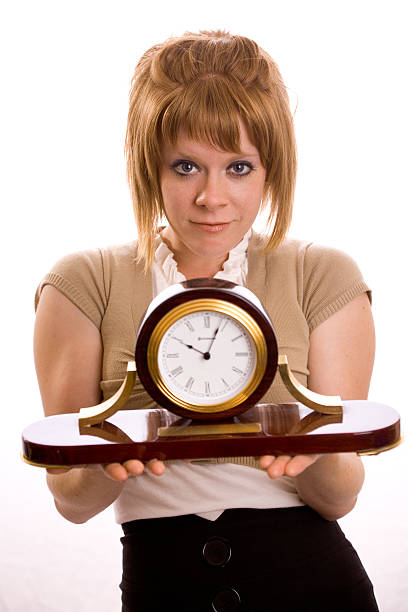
(147, 298, 267, 414)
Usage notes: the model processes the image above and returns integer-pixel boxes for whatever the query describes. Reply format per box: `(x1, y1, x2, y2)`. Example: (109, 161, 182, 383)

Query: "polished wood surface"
(22, 400, 401, 467)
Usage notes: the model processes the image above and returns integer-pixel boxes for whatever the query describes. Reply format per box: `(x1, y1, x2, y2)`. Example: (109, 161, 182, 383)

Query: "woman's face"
(159, 120, 266, 276)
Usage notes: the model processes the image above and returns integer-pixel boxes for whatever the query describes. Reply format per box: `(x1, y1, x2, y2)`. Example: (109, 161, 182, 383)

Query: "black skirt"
(120, 506, 378, 612)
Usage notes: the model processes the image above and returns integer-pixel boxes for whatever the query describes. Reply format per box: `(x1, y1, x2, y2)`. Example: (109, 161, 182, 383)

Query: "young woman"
(34, 31, 378, 611)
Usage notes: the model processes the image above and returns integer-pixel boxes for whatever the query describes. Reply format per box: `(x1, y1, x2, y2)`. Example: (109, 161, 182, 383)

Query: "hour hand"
(172, 336, 207, 356)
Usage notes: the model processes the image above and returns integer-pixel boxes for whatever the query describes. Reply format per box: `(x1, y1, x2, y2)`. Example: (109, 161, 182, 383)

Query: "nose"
(195, 172, 228, 209)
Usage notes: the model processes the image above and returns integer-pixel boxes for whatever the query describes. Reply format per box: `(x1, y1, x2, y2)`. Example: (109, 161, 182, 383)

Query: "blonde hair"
(125, 30, 297, 267)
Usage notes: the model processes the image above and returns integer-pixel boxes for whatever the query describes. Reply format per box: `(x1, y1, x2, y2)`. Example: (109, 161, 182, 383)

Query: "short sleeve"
(302, 244, 371, 332)
(34, 249, 108, 329)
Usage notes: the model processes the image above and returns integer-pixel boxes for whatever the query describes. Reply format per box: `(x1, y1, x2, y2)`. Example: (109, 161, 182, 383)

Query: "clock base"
(22, 400, 401, 468)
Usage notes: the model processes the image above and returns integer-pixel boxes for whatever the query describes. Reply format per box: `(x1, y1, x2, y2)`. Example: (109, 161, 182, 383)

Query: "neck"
(160, 228, 228, 279)
(177, 256, 227, 280)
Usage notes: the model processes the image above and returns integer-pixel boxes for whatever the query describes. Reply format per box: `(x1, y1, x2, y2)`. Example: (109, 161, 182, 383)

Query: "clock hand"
(206, 326, 219, 355)
(172, 336, 209, 358)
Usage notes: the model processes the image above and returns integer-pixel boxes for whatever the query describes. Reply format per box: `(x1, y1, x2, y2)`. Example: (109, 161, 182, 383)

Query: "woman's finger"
(104, 462, 131, 482)
(46, 467, 72, 475)
(269, 455, 292, 478)
(259, 455, 275, 469)
(122, 459, 145, 476)
(284, 455, 321, 477)
(145, 460, 166, 476)
(259, 455, 288, 478)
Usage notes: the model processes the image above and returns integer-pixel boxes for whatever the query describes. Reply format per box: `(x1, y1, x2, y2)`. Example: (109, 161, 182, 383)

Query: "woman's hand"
(44, 459, 167, 524)
(260, 452, 365, 521)
(259, 454, 321, 479)
(47, 460, 167, 481)
(103, 459, 166, 481)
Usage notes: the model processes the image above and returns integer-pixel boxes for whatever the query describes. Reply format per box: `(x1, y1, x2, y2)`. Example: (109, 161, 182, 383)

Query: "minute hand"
(206, 327, 219, 354)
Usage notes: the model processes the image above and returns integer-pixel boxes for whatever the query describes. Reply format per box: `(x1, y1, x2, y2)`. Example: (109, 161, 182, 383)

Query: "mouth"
(191, 221, 231, 233)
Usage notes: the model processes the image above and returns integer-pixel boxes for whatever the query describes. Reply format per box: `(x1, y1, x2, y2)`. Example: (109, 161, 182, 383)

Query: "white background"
(1, 1, 407, 610)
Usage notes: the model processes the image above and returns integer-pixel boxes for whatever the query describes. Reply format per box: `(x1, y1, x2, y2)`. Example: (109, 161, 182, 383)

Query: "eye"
(228, 162, 254, 176)
(172, 160, 199, 176)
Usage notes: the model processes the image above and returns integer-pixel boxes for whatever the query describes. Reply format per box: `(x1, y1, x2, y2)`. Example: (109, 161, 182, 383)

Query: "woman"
(34, 31, 378, 611)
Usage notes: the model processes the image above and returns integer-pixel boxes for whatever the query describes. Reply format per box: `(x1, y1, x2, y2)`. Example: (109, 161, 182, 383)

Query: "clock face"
(158, 310, 256, 406)
(145, 298, 268, 415)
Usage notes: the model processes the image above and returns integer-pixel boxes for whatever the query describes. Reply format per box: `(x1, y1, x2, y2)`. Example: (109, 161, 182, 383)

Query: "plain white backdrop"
(1, 1, 407, 610)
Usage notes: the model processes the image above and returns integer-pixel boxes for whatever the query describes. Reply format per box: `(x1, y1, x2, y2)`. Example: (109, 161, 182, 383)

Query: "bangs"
(159, 76, 263, 154)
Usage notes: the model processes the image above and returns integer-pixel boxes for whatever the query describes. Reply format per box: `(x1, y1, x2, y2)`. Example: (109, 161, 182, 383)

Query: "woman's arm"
(34, 285, 164, 524)
(260, 293, 375, 520)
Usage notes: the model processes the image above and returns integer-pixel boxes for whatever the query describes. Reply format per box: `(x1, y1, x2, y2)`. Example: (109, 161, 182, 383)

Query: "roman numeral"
(170, 366, 183, 377)
(166, 353, 180, 358)
(185, 377, 194, 391)
(231, 334, 243, 342)
(204, 314, 210, 328)
(185, 320, 194, 332)
(232, 366, 243, 375)
(221, 378, 229, 389)
(205, 381, 210, 395)
(235, 352, 248, 357)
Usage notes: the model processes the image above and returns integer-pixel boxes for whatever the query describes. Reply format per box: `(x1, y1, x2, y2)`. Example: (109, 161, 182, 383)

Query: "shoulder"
(249, 232, 310, 266)
(249, 232, 370, 330)
(250, 231, 358, 263)
(250, 232, 365, 278)
(45, 241, 139, 282)
(66, 241, 139, 269)
(39, 241, 138, 276)
(99, 241, 139, 267)
(35, 241, 140, 327)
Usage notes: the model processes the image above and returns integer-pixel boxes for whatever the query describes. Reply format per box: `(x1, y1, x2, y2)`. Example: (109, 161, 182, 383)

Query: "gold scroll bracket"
(79, 361, 137, 427)
(278, 354, 343, 416)
(77, 355, 342, 427)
